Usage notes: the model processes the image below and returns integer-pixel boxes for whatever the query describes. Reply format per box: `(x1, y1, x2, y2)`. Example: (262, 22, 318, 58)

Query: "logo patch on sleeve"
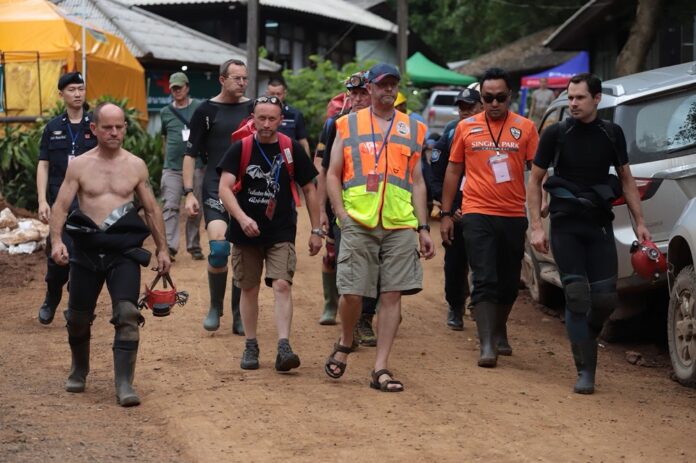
(510, 127, 521, 140)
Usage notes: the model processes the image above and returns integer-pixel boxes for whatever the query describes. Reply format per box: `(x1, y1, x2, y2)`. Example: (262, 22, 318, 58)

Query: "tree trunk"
(615, 0, 663, 77)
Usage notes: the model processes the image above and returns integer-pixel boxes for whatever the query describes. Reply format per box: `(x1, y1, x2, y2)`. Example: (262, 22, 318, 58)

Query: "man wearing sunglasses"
(183, 59, 252, 336)
(441, 68, 539, 369)
(430, 86, 482, 331)
(218, 96, 322, 372)
(324, 63, 435, 392)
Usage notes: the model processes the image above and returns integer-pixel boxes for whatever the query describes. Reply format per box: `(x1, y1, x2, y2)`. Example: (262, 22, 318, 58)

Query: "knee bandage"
(589, 277, 618, 330)
(110, 301, 143, 342)
(208, 240, 230, 268)
(562, 274, 591, 314)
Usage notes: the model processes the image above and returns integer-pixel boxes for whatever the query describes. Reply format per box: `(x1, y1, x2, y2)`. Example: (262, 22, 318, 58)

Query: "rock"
(626, 350, 643, 365)
(0, 241, 6, 252)
(0, 228, 42, 246)
(0, 208, 18, 230)
(8, 241, 39, 254)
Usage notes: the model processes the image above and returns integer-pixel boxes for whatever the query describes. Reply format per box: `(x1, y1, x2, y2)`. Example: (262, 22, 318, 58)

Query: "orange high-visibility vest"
(336, 107, 426, 229)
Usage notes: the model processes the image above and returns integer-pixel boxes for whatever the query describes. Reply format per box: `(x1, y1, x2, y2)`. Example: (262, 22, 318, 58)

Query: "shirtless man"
(50, 102, 171, 407)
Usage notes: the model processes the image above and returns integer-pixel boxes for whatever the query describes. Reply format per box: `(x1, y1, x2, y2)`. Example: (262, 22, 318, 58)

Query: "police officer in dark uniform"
(36, 72, 97, 324)
(266, 77, 310, 155)
(430, 87, 481, 331)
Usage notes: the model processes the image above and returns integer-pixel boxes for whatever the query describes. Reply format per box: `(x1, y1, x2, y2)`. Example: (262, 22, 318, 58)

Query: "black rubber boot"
(64, 310, 93, 393)
(203, 271, 227, 331)
(496, 303, 513, 356)
(231, 284, 244, 335)
(319, 272, 338, 325)
(474, 302, 498, 368)
(446, 305, 464, 331)
(38, 290, 61, 325)
(113, 341, 141, 407)
(571, 340, 597, 394)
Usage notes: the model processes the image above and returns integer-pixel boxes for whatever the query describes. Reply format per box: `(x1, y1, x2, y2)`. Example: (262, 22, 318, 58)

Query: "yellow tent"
(0, 0, 146, 120)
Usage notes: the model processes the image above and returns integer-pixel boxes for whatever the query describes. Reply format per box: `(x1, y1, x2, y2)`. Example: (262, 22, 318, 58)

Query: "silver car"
(421, 90, 460, 132)
(523, 62, 696, 313)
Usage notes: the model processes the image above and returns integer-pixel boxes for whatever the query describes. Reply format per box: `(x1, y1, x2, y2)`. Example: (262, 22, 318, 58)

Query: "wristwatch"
(438, 210, 452, 218)
(183, 187, 194, 195)
(311, 228, 326, 237)
(417, 224, 431, 233)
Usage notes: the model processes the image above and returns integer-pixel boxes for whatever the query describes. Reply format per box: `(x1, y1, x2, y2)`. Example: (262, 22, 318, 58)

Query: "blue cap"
(366, 63, 401, 83)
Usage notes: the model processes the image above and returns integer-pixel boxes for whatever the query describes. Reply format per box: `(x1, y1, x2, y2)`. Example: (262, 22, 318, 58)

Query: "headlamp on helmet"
(345, 72, 367, 89)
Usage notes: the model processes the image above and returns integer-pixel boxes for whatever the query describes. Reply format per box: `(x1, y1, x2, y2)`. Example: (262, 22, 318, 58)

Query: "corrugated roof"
(53, 0, 281, 71)
(122, 0, 397, 33)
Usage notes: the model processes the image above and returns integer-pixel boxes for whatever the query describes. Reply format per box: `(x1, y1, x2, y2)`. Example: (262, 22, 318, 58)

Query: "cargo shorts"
(232, 242, 296, 289)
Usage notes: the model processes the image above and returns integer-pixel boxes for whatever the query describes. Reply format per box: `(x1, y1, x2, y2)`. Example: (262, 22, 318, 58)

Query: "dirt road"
(1, 214, 694, 462)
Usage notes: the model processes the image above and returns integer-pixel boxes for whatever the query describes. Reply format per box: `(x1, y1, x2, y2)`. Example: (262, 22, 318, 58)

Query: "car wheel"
(522, 244, 554, 306)
(668, 265, 696, 387)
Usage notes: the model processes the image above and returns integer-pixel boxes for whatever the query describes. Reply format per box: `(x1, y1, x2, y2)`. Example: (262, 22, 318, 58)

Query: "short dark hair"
(220, 59, 246, 77)
(92, 102, 125, 125)
(480, 67, 511, 92)
(267, 77, 287, 89)
(568, 72, 602, 96)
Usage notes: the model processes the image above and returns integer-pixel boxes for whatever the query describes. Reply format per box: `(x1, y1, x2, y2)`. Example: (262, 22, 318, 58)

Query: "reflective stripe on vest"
(338, 108, 424, 229)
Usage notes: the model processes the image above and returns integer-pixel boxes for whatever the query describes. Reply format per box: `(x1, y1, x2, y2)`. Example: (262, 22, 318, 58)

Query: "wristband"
(417, 224, 431, 233)
(311, 228, 326, 237)
(438, 210, 452, 218)
(183, 187, 194, 195)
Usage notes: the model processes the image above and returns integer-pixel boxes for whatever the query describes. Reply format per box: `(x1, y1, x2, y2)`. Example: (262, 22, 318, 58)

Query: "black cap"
(455, 87, 480, 105)
(366, 63, 401, 83)
(58, 72, 84, 91)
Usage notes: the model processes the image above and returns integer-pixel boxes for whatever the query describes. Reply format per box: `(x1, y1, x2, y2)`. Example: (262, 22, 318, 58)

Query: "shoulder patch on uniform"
(469, 127, 483, 134)
(396, 121, 409, 136)
(52, 130, 62, 135)
(510, 127, 521, 140)
(431, 149, 441, 162)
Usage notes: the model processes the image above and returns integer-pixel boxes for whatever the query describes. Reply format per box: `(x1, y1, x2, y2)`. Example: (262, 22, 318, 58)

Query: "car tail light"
(428, 108, 435, 126)
(612, 177, 661, 206)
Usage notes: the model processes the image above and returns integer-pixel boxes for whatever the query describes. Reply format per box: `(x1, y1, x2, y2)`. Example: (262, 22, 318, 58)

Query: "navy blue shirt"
(430, 118, 463, 211)
(39, 112, 97, 206)
(278, 104, 308, 141)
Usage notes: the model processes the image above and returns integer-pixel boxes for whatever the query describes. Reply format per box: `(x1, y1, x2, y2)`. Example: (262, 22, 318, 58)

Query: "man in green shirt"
(160, 72, 204, 260)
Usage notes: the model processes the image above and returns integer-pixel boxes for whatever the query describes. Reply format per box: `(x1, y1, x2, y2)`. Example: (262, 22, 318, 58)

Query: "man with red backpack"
(218, 96, 323, 372)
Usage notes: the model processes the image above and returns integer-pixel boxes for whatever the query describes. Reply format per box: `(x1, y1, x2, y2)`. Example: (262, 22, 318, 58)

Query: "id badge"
(181, 127, 190, 142)
(489, 152, 511, 184)
(265, 197, 277, 220)
(366, 172, 379, 193)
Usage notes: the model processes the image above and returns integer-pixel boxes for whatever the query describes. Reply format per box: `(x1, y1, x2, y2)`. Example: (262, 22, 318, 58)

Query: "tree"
(615, 0, 663, 77)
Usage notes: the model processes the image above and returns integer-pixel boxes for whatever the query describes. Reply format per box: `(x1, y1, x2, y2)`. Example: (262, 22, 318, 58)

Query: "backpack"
(232, 133, 301, 207)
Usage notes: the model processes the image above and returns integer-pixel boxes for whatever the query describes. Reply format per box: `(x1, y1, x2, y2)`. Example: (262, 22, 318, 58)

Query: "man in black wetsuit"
(183, 59, 252, 335)
(50, 102, 171, 407)
(528, 73, 651, 394)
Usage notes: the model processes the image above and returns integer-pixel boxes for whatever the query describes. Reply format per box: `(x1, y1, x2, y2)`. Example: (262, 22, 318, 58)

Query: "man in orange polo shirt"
(440, 68, 539, 368)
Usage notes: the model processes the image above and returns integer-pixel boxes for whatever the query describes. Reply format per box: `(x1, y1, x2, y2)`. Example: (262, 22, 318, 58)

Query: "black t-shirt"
(534, 118, 629, 187)
(217, 138, 318, 246)
(318, 112, 347, 170)
(187, 99, 253, 196)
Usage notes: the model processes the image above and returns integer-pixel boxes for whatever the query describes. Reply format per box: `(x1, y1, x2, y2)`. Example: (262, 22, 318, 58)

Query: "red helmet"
(138, 273, 188, 317)
(630, 240, 667, 280)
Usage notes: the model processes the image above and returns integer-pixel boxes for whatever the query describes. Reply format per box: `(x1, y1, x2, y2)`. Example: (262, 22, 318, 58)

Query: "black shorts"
(202, 177, 230, 226)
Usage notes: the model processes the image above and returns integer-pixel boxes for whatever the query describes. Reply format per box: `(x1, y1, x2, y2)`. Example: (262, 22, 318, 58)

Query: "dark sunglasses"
(482, 93, 509, 103)
(254, 95, 282, 108)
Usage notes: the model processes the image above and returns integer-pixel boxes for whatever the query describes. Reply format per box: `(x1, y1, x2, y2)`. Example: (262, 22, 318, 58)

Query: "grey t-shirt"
(161, 99, 203, 170)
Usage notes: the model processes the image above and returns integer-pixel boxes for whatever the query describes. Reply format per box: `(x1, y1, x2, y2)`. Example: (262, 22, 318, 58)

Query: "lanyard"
(369, 108, 395, 170)
(254, 136, 281, 184)
(484, 112, 509, 152)
(66, 121, 82, 155)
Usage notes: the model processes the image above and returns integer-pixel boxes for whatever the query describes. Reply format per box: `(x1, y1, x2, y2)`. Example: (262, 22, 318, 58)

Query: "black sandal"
(369, 369, 404, 392)
(324, 342, 352, 379)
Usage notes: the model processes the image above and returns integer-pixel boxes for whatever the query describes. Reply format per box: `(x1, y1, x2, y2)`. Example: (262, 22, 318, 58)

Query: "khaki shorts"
(232, 242, 297, 289)
(336, 216, 423, 298)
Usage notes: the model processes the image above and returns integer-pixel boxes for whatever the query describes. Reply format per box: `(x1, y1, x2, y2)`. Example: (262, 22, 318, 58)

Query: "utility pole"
(397, 0, 408, 75)
(246, 0, 259, 97)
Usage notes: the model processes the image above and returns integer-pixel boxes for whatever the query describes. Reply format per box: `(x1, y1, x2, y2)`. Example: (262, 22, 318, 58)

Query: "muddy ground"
(1, 214, 694, 462)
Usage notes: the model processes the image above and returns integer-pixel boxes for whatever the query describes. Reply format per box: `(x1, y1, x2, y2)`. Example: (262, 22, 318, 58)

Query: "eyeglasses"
(482, 93, 509, 103)
(254, 95, 282, 108)
(224, 75, 249, 83)
(345, 72, 366, 89)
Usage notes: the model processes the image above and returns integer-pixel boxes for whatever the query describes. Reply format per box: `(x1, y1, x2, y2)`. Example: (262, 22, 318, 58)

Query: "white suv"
(421, 90, 460, 133)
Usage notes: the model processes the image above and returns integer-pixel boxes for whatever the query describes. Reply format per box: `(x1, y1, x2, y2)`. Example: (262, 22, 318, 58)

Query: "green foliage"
(403, 0, 585, 62)
(0, 97, 162, 212)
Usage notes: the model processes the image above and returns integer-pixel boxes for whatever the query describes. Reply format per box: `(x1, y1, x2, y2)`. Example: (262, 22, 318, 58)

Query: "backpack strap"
(552, 118, 574, 171)
(596, 119, 622, 169)
(232, 135, 254, 195)
(278, 133, 301, 207)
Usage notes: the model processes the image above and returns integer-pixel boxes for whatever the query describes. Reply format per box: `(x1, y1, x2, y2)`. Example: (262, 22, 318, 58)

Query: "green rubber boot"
(319, 272, 338, 325)
(203, 271, 226, 331)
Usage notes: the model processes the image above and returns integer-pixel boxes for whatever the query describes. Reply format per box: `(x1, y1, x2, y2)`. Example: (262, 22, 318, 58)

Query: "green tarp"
(406, 52, 476, 87)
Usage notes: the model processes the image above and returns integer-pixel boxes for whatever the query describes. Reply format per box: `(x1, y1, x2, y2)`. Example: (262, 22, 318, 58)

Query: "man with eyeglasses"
(441, 68, 539, 369)
(36, 72, 97, 325)
(324, 63, 434, 392)
(218, 96, 322, 372)
(159, 72, 204, 263)
(183, 59, 252, 335)
(266, 77, 310, 155)
(430, 86, 482, 331)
